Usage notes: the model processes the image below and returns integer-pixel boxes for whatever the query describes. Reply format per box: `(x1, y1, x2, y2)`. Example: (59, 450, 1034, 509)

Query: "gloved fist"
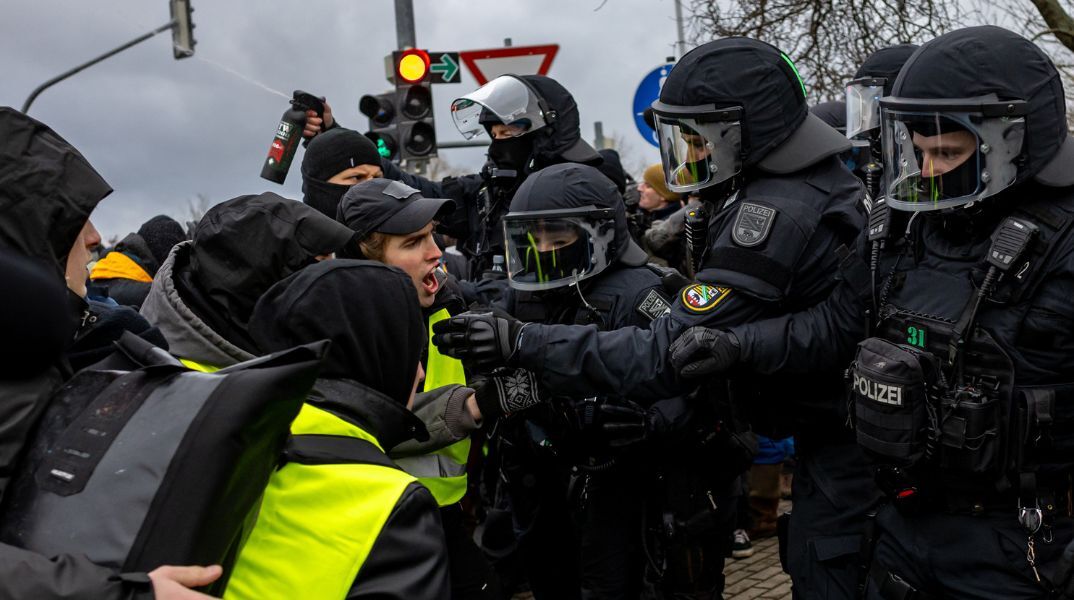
(599, 401, 668, 448)
(432, 311, 525, 373)
(472, 368, 542, 420)
(668, 327, 742, 378)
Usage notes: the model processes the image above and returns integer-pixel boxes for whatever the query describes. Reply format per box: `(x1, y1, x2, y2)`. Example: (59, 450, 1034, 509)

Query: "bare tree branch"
(1028, 0, 1074, 50)
(688, 0, 958, 102)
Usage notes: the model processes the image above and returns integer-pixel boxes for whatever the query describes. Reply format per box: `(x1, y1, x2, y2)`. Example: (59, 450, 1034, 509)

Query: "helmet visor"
(502, 208, 615, 291)
(451, 76, 548, 140)
(881, 104, 1025, 212)
(845, 79, 885, 141)
(654, 115, 742, 193)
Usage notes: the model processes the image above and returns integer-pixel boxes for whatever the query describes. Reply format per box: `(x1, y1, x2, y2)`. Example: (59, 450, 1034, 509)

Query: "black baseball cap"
(337, 178, 455, 240)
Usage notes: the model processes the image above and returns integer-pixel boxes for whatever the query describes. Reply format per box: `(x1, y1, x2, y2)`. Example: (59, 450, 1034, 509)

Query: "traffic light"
(359, 92, 399, 161)
(169, 0, 195, 59)
(393, 49, 437, 161)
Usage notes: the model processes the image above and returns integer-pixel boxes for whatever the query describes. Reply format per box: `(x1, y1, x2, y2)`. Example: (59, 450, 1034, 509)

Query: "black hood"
(854, 44, 919, 95)
(186, 192, 355, 335)
(509, 163, 648, 267)
(250, 260, 426, 407)
(516, 75, 602, 169)
(0, 249, 74, 378)
(0, 107, 112, 277)
(112, 233, 160, 277)
(892, 26, 1072, 187)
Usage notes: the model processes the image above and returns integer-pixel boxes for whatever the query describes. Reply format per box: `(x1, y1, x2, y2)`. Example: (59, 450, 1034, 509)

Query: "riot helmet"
(452, 75, 552, 140)
(452, 75, 600, 176)
(502, 163, 647, 291)
(880, 27, 1074, 212)
(653, 38, 850, 194)
(845, 44, 918, 143)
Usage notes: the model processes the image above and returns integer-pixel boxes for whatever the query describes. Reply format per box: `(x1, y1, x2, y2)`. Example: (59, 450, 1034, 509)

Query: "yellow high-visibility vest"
(394, 308, 471, 506)
(224, 403, 416, 599)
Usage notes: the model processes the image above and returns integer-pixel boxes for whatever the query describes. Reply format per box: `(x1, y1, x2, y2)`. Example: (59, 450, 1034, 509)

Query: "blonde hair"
(358, 232, 389, 261)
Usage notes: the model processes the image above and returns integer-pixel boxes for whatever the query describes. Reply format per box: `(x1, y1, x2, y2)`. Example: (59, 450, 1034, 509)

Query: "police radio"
(684, 203, 709, 277)
(947, 216, 1038, 370)
(260, 90, 325, 185)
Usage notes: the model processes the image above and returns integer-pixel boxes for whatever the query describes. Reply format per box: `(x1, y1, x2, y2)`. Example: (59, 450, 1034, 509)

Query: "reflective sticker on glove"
(680, 284, 731, 313)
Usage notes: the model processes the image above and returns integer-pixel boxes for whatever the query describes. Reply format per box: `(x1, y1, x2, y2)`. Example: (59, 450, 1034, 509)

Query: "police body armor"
(508, 279, 629, 472)
(848, 199, 1074, 518)
(458, 168, 518, 278)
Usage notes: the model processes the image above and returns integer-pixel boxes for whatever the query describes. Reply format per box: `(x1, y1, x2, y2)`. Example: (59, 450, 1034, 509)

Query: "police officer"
(382, 74, 603, 279)
(433, 37, 872, 599)
(487, 162, 686, 598)
(844, 44, 919, 202)
(672, 26, 1074, 599)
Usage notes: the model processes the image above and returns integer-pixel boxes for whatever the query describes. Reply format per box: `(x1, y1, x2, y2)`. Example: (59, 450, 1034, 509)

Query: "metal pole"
(438, 140, 491, 149)
(594, 121, 605, 150)
(674, 0, 687, 59)
(22, 21, 175, 114)
(395, 0, 416, 49)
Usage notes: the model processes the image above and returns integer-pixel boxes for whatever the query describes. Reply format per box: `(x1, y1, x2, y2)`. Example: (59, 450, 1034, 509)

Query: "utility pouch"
(849, 337, 941, 468)
(937, 386, 1003, 475)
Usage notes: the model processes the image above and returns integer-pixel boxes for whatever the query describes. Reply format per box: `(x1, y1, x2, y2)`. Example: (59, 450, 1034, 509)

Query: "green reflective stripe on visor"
(526, 231, 547, 283)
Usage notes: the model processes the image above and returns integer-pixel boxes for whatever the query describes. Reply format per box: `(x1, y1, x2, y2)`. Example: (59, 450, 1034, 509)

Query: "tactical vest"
(509, 268, 672, 466)
(224, 403, 417, 599)
(393, 308, 471, 507)
(848, 198, 1074, 513)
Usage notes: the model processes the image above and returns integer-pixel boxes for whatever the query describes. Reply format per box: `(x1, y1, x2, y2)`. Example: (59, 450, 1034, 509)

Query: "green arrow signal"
(431, 54, 459, 82)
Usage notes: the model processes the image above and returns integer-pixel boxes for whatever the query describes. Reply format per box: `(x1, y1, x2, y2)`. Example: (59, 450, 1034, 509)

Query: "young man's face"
(65, 219, 101, 298)
(381, 222, 443, 308)
(912, 129, 977, 177)
(328, 164, 383, 186)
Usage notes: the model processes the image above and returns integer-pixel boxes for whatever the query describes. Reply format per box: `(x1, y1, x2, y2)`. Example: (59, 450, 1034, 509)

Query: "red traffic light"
(396, 49, 431, 84)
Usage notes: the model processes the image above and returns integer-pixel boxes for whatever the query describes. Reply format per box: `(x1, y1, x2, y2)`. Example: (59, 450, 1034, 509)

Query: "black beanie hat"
(301, 128, 382, 183)
(137, 215, 186, 267)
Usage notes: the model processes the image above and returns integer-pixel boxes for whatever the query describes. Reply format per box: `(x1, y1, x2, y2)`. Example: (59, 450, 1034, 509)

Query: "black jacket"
(249, 261, 449, 598)
(512, 156, 864, 440)
(0, 109, 155, 599)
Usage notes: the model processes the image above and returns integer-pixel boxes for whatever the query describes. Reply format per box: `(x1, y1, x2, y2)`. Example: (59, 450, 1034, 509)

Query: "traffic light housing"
(359, 92, 399, 161)
(169, 0, 195, 59)
(393, 49, 437, 161)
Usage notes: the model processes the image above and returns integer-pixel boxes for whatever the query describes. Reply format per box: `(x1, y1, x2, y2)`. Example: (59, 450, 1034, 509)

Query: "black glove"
(599, 401, 669, 448)
(472, 368, 543, 421)
(668, 327, 742, 378)
(431, 311, 526, 373)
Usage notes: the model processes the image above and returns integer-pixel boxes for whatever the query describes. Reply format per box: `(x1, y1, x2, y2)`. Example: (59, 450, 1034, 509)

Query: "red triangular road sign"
(459, 44, 559, 86)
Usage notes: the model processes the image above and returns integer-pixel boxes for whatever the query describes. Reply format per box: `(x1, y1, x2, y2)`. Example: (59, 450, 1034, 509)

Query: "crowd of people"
(2, 23, 1074, 600)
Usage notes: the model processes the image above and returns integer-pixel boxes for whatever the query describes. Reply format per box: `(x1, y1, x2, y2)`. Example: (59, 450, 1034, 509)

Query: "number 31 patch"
(681, 284, 732, 313)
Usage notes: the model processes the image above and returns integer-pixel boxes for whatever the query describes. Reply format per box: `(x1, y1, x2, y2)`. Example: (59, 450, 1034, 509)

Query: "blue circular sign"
(632, 63, 674, 148)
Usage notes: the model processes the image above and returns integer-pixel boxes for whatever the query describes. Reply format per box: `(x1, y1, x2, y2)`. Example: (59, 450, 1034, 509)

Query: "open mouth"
(421, 266, 442, 296)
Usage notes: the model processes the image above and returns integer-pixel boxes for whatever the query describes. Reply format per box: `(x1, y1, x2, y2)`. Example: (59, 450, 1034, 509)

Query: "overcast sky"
(3, 0, 683, 239)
